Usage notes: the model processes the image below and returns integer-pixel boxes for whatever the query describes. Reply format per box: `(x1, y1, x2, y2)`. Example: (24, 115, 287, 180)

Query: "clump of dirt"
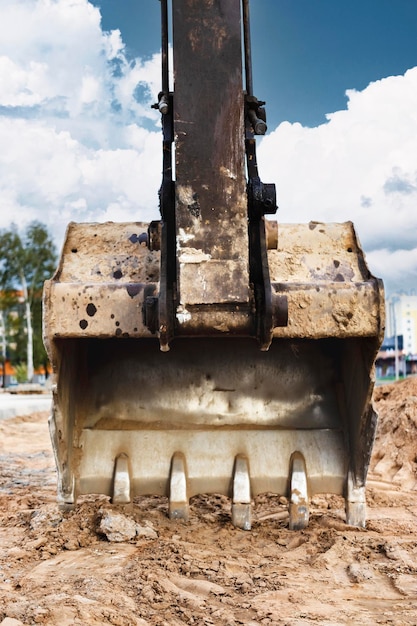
(1, 381, 417, 625)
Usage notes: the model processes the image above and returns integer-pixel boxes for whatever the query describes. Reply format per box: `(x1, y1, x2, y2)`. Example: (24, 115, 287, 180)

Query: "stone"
(97, 510, 158, 542)
(98, 511, 138, 542)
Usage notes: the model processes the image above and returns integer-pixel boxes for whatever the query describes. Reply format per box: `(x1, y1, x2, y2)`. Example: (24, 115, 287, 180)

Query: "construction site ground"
(1, 378, 417, 626)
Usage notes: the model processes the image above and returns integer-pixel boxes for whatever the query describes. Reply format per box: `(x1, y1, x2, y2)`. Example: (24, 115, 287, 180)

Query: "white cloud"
(0, 117, 161, 239)
(0, 56, 49, 106)
(367, 247, 417, 291)
(1, 0, 106, 113)
(0, 0, 162, 248)
(0, 0, 161, 134)
(258, 67, 417, 293)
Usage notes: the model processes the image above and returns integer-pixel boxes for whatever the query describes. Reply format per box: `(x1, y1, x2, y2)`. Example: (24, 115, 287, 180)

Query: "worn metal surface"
(269, 221, 384, 338)
(173, 0, 250, 317)
(46, 337, 349, 508)
(43, 216, 384, 527)
(43, 222, 159, 341)
(289, 452, 310, 530)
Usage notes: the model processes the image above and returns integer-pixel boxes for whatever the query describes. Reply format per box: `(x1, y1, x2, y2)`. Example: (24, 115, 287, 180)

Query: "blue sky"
(0, 0, 416, 294)
(93, 0, 417, 128)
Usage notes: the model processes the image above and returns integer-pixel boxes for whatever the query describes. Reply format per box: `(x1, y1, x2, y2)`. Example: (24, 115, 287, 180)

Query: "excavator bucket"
(43, 0, 384, 529)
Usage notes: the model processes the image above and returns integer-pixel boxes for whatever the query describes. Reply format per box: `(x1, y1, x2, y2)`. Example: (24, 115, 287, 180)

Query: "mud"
(1, 378, 417, 625)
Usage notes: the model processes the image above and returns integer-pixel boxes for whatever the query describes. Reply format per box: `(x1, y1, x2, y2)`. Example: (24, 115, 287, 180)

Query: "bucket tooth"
(49, 411, 76, 511)
(288, 451, 309, 530)
(345, 471, 366, 528)
(231, 455, 252, 530)
(112, 453, 131, 505)
(57, 476, 76, 512)
(169, 452, 189, 521)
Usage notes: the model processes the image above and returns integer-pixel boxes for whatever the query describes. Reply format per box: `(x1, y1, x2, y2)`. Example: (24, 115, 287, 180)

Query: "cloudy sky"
(0, 0, 416, 295)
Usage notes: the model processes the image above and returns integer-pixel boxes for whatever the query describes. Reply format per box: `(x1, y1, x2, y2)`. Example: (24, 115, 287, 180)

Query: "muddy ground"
(1, 378, 417, 626)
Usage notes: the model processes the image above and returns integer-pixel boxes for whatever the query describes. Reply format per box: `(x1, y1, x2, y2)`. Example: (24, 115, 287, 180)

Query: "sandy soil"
(1, 379, 417, 626)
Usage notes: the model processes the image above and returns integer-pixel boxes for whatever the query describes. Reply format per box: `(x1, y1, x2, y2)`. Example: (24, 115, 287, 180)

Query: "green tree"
(0, 289, 19, 387)
(0, 221, 57, 382)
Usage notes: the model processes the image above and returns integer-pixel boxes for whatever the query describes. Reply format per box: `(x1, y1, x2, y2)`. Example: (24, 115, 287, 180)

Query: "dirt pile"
(0, 380, 417, 625)
(371, 377, 417, 491)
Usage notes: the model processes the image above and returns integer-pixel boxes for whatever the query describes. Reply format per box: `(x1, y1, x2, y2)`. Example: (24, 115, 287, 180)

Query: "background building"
(377, 292, 417, 379)
(386, 293, 417, 356)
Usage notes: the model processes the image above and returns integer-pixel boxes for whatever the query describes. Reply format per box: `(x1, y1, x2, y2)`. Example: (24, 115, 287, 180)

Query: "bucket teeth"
(112, 453, 131, 504)
(169, 452, 189, 521)
(57, 472, 75, 512)
(231, 455, 252, 530)
(345, 471, 366, 528)
(288, 451, 309, 530)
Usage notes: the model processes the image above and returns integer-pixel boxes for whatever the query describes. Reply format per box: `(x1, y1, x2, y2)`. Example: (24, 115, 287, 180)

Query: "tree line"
(0, 221, 57, 385)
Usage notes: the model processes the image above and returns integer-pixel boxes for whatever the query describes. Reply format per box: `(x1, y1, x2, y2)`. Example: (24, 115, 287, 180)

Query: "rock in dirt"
(347, 562, 373, 583)
(97, 510, 158, 542)
(30, 508, 63, 531)
(1, 619, 25, 626)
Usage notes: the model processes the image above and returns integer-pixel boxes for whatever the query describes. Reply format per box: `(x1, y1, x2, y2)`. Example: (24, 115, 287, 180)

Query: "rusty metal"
(172, 0, 250, 337)
(43, 0, 384, 529)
